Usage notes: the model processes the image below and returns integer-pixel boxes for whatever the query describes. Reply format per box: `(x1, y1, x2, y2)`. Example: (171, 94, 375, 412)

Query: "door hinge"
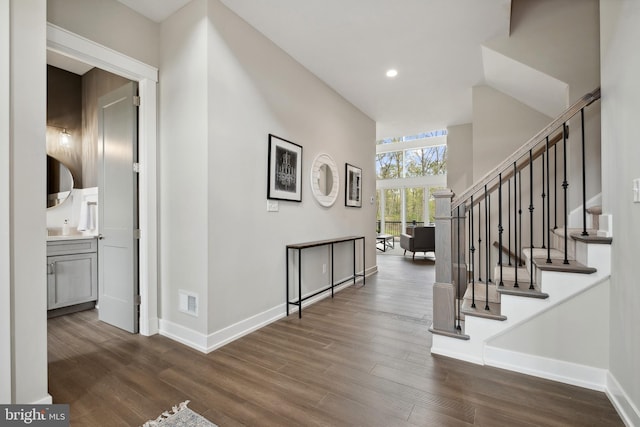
(134, 229, 141, 239)
(133, 95, 141, 107)
(133, 162, 141, 173)
(134, 295, 142, 305)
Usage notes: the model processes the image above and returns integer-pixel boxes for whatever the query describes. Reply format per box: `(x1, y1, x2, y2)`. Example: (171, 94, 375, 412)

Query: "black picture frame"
(267, 134, 302, 202)
(345, 163, 362, 207)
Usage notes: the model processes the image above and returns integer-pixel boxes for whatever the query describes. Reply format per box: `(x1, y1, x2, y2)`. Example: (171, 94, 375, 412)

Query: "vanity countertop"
(47, 229, 97, 242)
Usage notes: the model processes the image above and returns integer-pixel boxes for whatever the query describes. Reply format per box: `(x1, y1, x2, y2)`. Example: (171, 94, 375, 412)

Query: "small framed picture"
(267, 134, 302, 202)
(345, 163, 362, 207)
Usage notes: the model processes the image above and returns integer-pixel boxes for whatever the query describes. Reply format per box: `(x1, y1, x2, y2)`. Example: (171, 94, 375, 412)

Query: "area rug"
(142, 401, 217, 427)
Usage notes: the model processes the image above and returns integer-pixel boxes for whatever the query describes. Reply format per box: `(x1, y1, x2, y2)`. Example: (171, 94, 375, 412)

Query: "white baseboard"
(606, 372, 640, 427)
(159, 269, 376, 354)
(484, 346, 607, 391)
(140, 316, 159, 336)
(31, 394, 53, 405)
(158, 319, 208, 353)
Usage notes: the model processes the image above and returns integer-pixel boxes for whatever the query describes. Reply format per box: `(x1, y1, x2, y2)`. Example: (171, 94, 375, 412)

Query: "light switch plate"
(634, 178, 640, 203)
(267, 200, 279, 212)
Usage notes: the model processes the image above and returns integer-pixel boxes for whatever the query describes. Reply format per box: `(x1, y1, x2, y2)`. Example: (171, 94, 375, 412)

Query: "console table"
(286, 236, 365, 318)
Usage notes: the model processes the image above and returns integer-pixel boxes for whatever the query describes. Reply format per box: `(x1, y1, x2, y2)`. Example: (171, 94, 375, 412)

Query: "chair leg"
(403, 249, 406, 255)
(412, 252, 415, 260)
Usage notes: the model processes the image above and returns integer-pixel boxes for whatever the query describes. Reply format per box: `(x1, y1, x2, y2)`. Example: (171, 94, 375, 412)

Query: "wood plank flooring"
(48, 253, 623, 426)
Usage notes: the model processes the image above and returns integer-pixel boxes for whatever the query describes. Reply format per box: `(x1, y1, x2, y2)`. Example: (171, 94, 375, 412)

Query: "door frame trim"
(47, 23, 159, 335)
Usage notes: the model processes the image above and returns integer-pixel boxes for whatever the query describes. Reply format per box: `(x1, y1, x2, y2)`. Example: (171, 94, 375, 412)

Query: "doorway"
(46, 24, 158, 335)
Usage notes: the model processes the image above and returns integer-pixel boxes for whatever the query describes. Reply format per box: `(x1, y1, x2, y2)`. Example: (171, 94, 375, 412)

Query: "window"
(376, 151, 403, 179)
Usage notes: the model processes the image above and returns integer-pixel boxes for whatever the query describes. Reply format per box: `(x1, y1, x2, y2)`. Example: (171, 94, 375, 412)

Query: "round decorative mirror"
(310, 153, 339, 207)
(47, 155, 74, 208)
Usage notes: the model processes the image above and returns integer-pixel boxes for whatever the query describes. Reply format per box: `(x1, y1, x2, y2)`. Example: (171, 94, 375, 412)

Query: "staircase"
(429, 88, 612, 389)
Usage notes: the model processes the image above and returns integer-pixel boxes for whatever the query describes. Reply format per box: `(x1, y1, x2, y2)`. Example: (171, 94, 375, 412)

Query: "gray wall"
(446, 123, 473, 197)
(159, 0, 376, 339)
(2, 0, 48, 403)
(601, 0, 640, 421)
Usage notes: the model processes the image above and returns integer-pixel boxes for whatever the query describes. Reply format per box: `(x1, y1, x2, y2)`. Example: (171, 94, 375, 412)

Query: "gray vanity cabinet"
(46, 238, 98, 310)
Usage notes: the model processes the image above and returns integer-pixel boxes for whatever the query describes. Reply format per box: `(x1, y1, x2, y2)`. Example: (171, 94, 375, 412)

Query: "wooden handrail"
(452, 87, 601, 209)
(463, 127, 566, 210)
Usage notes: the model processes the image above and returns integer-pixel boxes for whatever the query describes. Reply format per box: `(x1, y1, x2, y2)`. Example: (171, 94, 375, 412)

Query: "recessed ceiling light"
(386, 69, 398, 78)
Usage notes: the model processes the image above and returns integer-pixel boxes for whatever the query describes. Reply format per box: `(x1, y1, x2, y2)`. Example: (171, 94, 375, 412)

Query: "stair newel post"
(432, 190, 460, 335)
(562, 123, 570, 265)
(546, 136, 552, 264)
(529, 150, 535, 290)
(541, 138, 547, 249)
(457, 205, 462, 329)
(470, 196, 476, 308)
(498, 173, 504, 286)
(580, 108, 589, 237)
(477, 195, 482, 283)
(513, 162, 519, 287)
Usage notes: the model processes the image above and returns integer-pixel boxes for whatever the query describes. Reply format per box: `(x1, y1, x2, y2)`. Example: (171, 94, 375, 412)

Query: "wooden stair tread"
(493, 265, 532, 283)
(571, 233, 612, 244)
(531, 257, 596, 274)
(522, 247, 567, 261)
(428, 325, 470, 340)
(496, 280, 549, 299)
(461, 299, 506, 321)
(462, 281, 500, 303)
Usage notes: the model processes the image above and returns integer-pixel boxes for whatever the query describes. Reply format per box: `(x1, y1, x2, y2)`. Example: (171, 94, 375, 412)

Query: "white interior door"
(97, 82, 139, 333)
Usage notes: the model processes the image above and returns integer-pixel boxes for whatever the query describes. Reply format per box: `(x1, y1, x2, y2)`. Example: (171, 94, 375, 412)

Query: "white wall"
(2, 0, 49, 404)
(0, 0, 11, 404)
(47, 0, 160, 68)
(600, 0, 640, 423)
(484, 0, 601, 210)
(488, 279, 609, 369)
(472, 85, 551, 182)
(446, 123, 473, 196)
(159, 0, 376, 346)
(159, 0, 210, 336)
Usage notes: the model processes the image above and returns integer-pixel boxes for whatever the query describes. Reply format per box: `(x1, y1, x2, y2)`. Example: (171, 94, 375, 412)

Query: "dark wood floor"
(48, 253, 623, 426)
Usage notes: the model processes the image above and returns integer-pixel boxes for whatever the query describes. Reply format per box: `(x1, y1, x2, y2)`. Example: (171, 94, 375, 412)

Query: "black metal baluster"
(488, 191, 492, 283)
(541, 141, 546, 249)
(485, 185, 490, 284)
(478, 196, 482, 283)
(546, 136, 552, 264)
(513, 162, 519, 288)
(554, 143, 558, 230)
(470, 197, 476, 309)
(484, 186, 490, 310)
(562, 123, 569, 265)
(498, 173, 504, 286)
(508, 179, 512, 266)
(581, 108, 589, 236)
(519, 170, 523, 269)
(529, 150, 535, 289)
(456, 205, 462, 330)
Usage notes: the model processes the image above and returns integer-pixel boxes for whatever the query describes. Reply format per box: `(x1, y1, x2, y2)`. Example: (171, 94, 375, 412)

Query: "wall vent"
(178, 290, 198, 317)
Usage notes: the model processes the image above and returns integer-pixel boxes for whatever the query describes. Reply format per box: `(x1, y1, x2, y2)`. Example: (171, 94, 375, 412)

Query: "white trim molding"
(46, 23, 159, 336)
(0, 0, 12, 404)
(484, 346, 608, 391)
(606, 372, 640, 427)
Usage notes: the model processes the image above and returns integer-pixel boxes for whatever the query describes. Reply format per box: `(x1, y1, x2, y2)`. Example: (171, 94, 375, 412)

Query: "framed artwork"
(345, 163, 362, 207)
(267, 134, 302, 202)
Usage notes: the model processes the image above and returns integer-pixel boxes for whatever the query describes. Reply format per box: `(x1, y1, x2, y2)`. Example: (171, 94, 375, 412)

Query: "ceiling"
(120, 1, 512, 139)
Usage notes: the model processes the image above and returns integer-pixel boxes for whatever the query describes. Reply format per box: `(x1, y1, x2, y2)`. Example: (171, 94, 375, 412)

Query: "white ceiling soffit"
(482, 46, 568, 119)
(220, 0, 512, 140)
(116, 0, 192, 23)
(47, 50, 94, 75)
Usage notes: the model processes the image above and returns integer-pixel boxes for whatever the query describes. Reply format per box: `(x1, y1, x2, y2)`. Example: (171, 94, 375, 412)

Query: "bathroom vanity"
(46, 234, 98, 315)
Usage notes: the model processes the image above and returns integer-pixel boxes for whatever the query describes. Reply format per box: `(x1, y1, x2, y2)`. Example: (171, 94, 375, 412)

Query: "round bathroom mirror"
(310, 153, 339, 207)
(47, 155, 74, 208)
